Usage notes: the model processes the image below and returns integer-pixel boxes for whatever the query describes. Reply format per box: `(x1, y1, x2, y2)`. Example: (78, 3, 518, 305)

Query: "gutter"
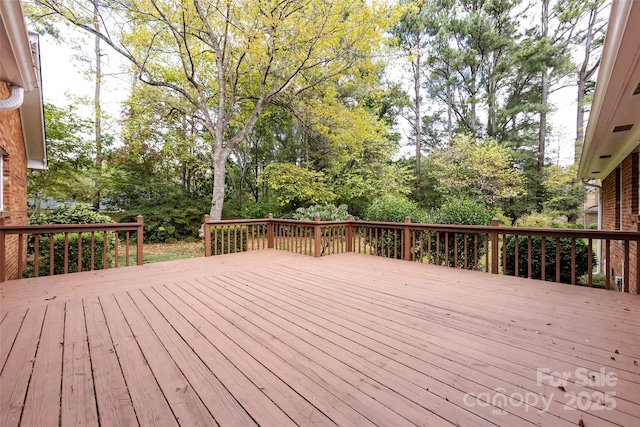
(0, 0, 37, 110)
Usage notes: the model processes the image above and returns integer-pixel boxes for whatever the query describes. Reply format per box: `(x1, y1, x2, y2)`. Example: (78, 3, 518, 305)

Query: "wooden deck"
(1, 249, 639, 426)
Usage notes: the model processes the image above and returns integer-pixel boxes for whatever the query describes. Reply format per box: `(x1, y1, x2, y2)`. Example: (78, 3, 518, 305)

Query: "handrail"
(204, 216, 640, 239)
(0, 216, 144, 282)
(202, 215, 640, 293)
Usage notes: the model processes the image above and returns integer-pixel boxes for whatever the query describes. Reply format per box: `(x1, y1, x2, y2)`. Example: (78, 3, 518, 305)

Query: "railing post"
(0, 227, 5, 282)
(403, 216, 411, 261)
(491, 218, 499, 274)
(136, 215, 144, 266)
(636, 216, 640, 294)
(204, 215, 211, 257)
(346, 215, 353, 253)
(314, 215, 321, 257)
(267, 214, 274, 248)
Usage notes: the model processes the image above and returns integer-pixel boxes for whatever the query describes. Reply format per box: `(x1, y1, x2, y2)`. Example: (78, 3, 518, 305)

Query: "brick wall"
(0, 82, 28, 280)
(601, 153, 639, 294)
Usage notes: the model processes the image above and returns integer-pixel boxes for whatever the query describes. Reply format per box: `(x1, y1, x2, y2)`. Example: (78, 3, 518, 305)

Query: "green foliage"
(577, 274, 615, 290)
(292, 204, 350, 221)
(541, 164, 586, 221)
(428, 199, 496, 268)
(28, 203, 115, 276)
(365, 194, 427, 224)
(427, 135, 526, 206)
(504, 236, 595, 284)
(515, 211, 569, 228)
(430, 199, 496, 227)
(259, 163, 336, 208)
(118, 191, 209, 243)
(240, 198, 287, 219)
(30, 203, 114, 226)
(28, 103, 95, 213)
(364, 195, 426, 259)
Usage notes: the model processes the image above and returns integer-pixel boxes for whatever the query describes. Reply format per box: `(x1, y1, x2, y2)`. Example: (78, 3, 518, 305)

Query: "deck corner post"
(204, 215, 211, 257)
(346, 215, 354, 253)
(314, 215, 321, 257)
(491, 217, 499, 274)
(636, 216, 640, 294)
(0, 227, 5, 282)
(136, 215, 144, 265)
(267, 214, 274, 248)
(403, 216, 411, 261)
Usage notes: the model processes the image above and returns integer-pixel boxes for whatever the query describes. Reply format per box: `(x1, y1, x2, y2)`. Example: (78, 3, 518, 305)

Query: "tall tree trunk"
(537, 0, 549, 210)
(93, 0, 102, 211)
(470, 64, 478, 139)
(210, 150, 227, 219)
(413, 49, 422, 201)
(446, 80, 453, 143)
(575, 5, 599, 164)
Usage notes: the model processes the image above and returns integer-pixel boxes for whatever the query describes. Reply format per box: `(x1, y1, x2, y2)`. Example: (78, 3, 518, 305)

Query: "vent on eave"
(599, 155, 612, 159)
(634, 83, 640, 95)
(613, 124, 634, 133)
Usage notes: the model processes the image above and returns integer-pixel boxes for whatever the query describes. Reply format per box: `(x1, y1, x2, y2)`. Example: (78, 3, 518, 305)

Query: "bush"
(578, 274, 617, 290)
(515, 211, 566, 228)
(31, 203, 115, 226)
(588, 223, 598, 230)
(428, 199, 496, 268)
(28, 203, 115, 275)
(504, 236, 595, 284)
(119, 193, 209, 243)
(292, 204, 350, 221)
(363, 195, 427, 259)
(365, 194, 427, 223)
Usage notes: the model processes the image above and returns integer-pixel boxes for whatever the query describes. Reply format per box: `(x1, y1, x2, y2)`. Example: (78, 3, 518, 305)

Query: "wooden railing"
(0, 216, 144, 282)
(204, 215, 640, 292)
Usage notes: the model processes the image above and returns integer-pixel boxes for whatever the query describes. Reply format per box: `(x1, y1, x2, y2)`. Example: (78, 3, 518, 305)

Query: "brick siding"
(601, 153, 639, 294)
(0, 82, 28, 280)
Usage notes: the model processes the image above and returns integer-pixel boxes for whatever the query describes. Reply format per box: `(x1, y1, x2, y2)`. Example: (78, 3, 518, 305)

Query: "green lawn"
(118, 241, 204, 265)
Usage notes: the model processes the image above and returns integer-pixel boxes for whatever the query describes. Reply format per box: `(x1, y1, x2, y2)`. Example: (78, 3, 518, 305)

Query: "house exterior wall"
(601, 152, 639, 294)
(0, 81, 28, 280)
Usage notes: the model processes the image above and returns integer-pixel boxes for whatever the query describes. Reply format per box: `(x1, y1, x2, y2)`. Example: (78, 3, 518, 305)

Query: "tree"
(28, 103, 94, 215)
(542, 164, 586, 222)
(572, 0, 606, 163)
(427, 134, 526, 206)
(38, 0, 391, 219)
(259, 163, 336, 209)
(393, 0, 430, 200)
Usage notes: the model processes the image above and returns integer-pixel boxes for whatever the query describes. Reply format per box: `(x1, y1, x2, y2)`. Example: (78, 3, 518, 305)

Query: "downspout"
(0, 85, 25, 111)
(582, 179, 602, 274)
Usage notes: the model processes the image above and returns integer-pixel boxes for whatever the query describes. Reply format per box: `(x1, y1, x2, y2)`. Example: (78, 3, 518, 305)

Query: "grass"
(117, 240, 204, 265)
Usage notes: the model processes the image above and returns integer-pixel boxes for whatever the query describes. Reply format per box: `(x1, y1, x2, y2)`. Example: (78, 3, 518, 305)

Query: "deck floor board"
(1, 249, 639, 426)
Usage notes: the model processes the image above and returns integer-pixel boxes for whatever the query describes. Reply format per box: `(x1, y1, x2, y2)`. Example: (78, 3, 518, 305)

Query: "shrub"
(292, 204, 350, 221)
(578, 273, 617, 290)
(28, 203, 115, 275)
(365, 194, 427, 223)
(504, 236, 595, 284)
(30, 203, 115, 226)
(363, 195, 427, 259)
(428, 199, 496, 268)
(119, 193, 209, 243)
(588, 223, 598, 230)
